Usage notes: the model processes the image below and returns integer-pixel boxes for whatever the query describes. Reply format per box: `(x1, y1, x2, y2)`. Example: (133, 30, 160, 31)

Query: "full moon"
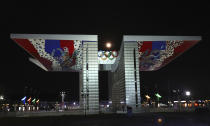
(106, 42, 111, 48)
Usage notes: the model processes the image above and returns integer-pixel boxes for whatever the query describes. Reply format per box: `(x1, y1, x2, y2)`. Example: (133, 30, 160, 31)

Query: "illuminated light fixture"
(194, 103, 198, 107)
(120, 101, 124, 104)
(73, 102, 76, 105)
(32, 98, 36, 104)
(106, 42, 112, 48)
(155, 93, 162, 98)
(0, 95, 4, 100)
(185, 91, 190, 96)
(27, 97, 32, 102)
(157, 118, 163, 124)
(21, 96, 27, 104)
(145, 95, 151, 99)
(36, 99, 40, 103)
(21, 96, 26, 101)
(181, 100, 186, 103)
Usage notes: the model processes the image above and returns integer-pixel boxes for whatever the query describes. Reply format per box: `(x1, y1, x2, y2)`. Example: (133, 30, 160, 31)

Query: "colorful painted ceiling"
(13, 38, 83, 71)
(138, 40, 199, 71)
(11, 34, 201, 72)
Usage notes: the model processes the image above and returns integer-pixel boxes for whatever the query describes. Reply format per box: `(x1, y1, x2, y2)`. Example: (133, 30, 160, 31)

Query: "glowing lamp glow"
(0, 95, 4, 100)
(185, 91, 191, 96)
(155, 93, 162, 98)
(27, 97, 32, 102)
(157, 118, 163, 123)
(36, 99, 39, 103)
(21, 96, 26, 104)
(32, 98, 36, 104)
(194, 103, 198, 107)
(21, 96, 26, 101)
(145, 95, 151, 99)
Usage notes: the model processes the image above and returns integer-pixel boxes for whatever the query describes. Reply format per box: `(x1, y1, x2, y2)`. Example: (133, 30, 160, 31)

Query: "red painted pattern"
(60, 40, 74, 56)
(13, 39, 52, 70)
(159, 40, 199, 70)
(139, 41, 152, 54)
(139, 40, 199, 71)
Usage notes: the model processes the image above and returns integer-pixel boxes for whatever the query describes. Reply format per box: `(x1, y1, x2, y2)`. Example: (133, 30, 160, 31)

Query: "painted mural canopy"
(11, 34, 97, 71)
(13, 38, 83, 71)
(138, 40, 200, 71)
(11, 34, 201, 72)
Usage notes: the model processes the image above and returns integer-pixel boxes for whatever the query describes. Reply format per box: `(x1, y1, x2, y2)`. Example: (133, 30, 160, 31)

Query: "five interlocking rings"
(98, 51, 118, 60)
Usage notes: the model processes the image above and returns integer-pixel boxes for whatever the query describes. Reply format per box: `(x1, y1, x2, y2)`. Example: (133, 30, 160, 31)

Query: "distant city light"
(21, 96, 26, 101)
(0, 95, 4, 100)
(155, 93, 162, 98)
(21, 96, 26, 104)
(36, 99, 39, 103)
(32, 98, 36, 104)
(73, 102, 76, 105)
(145, 95, 151, 99)
(157, 118, 163, 124)
(27, 97, 32, 102)
(120, 101, 124, 104)
(60, 91, 66, 103)
(106, 42, 112, 48)
(185, 91, 191, 96)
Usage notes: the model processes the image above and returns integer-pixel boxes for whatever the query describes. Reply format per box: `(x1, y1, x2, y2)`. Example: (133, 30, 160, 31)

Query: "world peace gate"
(11, 34, 201, 113)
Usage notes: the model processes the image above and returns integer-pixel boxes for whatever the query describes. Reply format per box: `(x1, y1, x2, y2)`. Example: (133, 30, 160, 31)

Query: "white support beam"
(123, 35, 202, 41)
(29, 58, 48, 71)
(10, 34, 98, 41)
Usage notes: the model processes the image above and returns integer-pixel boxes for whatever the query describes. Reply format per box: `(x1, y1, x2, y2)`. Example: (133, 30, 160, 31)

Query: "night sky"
(1, 5, 210, 102)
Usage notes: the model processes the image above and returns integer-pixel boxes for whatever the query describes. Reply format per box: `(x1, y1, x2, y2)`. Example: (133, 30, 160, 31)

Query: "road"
(0, 112, 209, 126)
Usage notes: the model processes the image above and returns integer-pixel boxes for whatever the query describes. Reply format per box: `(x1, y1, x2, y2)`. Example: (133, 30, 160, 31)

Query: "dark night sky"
(1, 5, 210, 102)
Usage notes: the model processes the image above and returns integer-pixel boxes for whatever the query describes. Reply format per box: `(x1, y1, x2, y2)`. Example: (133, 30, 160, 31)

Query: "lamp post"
(185, 91, 191, 108)
(0, 95, 4, 106)
(155, 93, 162, 107)
(60, 91, 66, 110)
(145, 95, 150, 105)
(0, 95, 4, 100)
(81, 89, 89, 116)
(185, 91, 190, 97)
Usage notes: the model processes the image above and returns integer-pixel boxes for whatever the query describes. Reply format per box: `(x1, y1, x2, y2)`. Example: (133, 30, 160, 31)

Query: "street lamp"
(81, 89, 89, 116)
(60, 91, 66, 110)
(145, 95, 151, 100)
(0, 95, 4, 100)
(155, 93, 162, 107)
(185, 91, 191, 108)
(21, 96, 27, 105)
(185, 91, 190, 96)
(145, 95, 151, 106)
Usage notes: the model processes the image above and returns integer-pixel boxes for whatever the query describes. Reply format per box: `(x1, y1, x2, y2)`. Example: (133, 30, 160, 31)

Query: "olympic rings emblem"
(98, 51, 118, 60)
